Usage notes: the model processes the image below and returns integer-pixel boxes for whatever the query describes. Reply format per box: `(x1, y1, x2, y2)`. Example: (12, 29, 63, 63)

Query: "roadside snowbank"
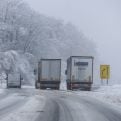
(92, 85, 121, 106)
(76, 85, 121, 107)
(0, 50, 35, 85)
(0, 88, 5, 94)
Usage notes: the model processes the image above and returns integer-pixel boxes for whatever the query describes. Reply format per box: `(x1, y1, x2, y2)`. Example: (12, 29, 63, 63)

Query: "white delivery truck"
(66, 56, 94, 91)
(7, 73, 22, 88)
(35, 59, 61, 90)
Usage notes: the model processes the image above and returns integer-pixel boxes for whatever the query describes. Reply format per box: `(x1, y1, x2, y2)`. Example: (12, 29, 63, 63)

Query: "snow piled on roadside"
(0, 73, 6, 88)
(76, 85, 121, 107)
(0, 50, 35, 85)
(60, 81, 67, 90)
(92, 85, 121, 106)
(0, 88, 5, 94)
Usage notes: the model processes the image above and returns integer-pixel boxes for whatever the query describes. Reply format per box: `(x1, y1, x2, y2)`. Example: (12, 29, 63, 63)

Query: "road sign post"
(100, 65, 110, 85)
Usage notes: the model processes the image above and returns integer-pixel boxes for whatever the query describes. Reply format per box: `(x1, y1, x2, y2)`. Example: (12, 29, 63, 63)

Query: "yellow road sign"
(100, 65, 110, 79)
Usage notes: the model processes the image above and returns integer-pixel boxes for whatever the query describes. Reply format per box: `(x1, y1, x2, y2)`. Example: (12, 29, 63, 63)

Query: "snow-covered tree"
(0, 0, 97, 84)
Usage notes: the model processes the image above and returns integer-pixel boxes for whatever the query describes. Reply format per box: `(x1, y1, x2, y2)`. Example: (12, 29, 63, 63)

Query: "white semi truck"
(66, 56, 94, 91)
(7, 73, 22, 88)
(35, 59, 61, 90)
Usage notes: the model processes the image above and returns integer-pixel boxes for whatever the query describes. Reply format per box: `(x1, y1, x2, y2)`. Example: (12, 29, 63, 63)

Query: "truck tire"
(40, 86, 46, 90)
(87, 87, 91, 91)
(55, 87, 59, 90)
(35, 84, 38, 89)
(56, 85, 60, 90)
(67, 83, 71, 90)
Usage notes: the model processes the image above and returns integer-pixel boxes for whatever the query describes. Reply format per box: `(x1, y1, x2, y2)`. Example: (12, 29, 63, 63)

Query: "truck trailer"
(7, 73, 22, 88)
(35, 59, 61, 90)
(66, 56, 94, 91)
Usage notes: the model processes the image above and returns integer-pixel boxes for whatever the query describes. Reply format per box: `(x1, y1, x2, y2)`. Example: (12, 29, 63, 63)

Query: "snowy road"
(0, 89, 30, 119)
(0, 88, 121, 121)
(37, 90, 121, 121)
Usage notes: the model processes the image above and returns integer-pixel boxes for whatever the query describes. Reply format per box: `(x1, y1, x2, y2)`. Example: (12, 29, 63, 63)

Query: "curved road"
(36, 91, 121, 121)
(0, 88, 121, 121)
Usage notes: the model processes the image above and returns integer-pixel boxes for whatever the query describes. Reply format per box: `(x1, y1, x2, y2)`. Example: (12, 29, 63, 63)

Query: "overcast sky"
(24, 0, 121, 83)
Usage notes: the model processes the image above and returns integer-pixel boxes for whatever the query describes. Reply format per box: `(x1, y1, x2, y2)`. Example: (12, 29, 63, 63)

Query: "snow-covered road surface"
(0, 87, 121, 121)
(36, 90, 121, 121)
(0, 88, 46, 121)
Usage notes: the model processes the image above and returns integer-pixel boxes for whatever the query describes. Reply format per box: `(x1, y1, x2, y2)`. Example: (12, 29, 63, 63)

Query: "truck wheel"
(88, 88, 91, 91)
(85, 88, 91, 91)
(35, 85, 38, 89)
(56, 87, 59, 90)
(40, 87, 46, 90)
(67, 84, 71, 90)
(56, 85, 60, 90)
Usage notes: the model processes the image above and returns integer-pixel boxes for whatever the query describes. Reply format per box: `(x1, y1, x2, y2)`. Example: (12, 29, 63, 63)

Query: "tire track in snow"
(0, 92, 29, 119)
